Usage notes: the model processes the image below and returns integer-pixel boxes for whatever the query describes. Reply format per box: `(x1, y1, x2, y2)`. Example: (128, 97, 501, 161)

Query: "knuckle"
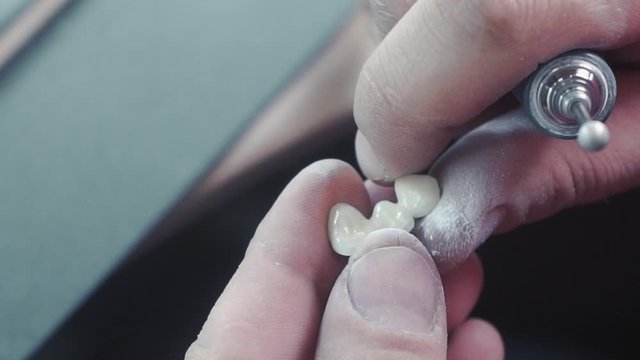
(355, 52, 410, 133)
(465, 0, 630, 48)
(579, 0, 634, 44)
(467, 0, 540, 46)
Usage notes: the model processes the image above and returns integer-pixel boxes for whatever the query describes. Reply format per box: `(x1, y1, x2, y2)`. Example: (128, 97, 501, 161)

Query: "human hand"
(185, 160, 503, 359)
(356, 0, 640, 269)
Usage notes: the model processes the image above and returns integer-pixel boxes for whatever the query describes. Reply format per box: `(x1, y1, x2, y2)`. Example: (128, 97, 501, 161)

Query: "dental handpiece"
(515, 50, 617, 152)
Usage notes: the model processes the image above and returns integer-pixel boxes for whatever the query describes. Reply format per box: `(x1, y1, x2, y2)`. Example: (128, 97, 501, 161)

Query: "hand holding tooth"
(186, 160, 503, 360)
(328, 174, 440, 256)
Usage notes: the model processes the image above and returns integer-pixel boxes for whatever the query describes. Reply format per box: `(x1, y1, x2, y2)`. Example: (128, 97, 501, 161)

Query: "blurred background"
(0, 1, 638, 359)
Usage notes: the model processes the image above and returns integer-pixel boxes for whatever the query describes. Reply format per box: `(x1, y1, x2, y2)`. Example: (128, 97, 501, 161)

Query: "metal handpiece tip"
(571, 101, 610, 152)
(571, 101, 594, 125)
(577, 121, 610, 152)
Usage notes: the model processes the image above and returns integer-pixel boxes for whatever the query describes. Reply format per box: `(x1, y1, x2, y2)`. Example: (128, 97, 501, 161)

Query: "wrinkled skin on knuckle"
(583, 0, 640, 46)
(354, 50, 415, 139)
(464, 0, 635, 50)
(461, 0, 545, 47)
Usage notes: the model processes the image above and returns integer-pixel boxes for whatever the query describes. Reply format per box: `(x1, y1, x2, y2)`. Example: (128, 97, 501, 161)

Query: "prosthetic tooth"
(328, 175, 440, 256)
(395, 175, 440, 218)
(370, 200, 414, 232)
(328, 203, 370, 256)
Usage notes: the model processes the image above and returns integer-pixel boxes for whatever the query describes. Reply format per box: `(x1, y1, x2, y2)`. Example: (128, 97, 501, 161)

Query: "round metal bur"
(519, 51, 616, 151)
(572, 102, 610, 152)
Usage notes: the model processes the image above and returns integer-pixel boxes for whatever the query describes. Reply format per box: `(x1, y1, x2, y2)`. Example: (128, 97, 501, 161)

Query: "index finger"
(355, 0, 640, 181)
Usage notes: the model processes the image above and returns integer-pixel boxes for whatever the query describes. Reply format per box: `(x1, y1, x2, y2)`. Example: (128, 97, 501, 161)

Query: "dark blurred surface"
(29, 123, 640, 360)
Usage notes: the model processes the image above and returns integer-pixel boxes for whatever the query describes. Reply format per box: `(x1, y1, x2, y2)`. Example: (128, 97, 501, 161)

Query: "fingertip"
(442, 253, 484, 329)
(363, 178, 396, 204)
(416, 201, 493, 273)
(449, 318, 504, 360)
(255, 158, 371, 286)
(265, 158, 369, 230)
(188, 159, 373, 359)
(317, 229, 447, 359)
(347, 244, 441, 335)
(292, 158, 363, 195)
(350, 228, 433, 263)
(355, 130, 391, 182)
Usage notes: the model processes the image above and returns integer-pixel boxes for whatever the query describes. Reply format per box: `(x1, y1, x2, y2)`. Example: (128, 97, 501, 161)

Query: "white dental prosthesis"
(328, 175, 440, 256)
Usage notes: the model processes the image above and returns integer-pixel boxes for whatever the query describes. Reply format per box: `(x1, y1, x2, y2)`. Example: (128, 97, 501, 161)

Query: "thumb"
(315, 229, 447, 360)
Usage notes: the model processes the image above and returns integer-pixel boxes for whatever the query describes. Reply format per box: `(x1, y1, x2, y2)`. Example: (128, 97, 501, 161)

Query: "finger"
(316, 229, 447, 360)
(442, 253, 483, 330)
(185, 159, 370, 360)
(364, 178, 397, 204)
(367, 0, 417, 38)
(354, 0, 640, 181)
(416, 71, 640, 270)
(448, 319, 504, 360)
(364, 180, 484, 329)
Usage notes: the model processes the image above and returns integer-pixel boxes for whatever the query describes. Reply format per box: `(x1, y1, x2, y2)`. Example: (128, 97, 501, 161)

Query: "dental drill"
(516, 50, 617, 152)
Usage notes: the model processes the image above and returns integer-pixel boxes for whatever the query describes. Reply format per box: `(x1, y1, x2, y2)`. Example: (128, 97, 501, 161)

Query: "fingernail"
(355, 132, 390, 183)
(347, 246, 441, 334)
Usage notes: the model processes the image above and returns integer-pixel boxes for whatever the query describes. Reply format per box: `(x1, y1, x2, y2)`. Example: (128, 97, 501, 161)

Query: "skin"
(355, 0, 640, 268)
(185, 160, 503, 359)
(187, 0, 640, 357)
